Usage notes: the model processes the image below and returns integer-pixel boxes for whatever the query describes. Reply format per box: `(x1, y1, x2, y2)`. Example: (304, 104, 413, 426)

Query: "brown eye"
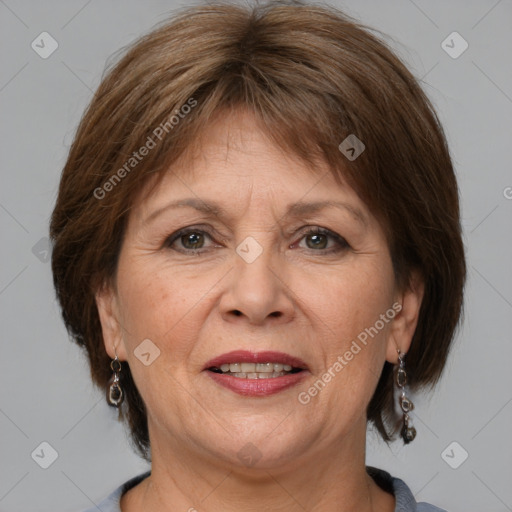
(305, 233, 328, 249)
(296, 227, 350, 254)
(180, 232, 205, 250)
(164, 228, 214, 253)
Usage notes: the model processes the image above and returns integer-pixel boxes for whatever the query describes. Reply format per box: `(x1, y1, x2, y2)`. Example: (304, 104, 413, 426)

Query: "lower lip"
(206, 370, 308, 396)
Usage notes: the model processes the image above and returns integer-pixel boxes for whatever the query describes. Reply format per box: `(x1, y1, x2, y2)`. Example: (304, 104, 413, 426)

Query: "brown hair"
(50, 0, 466, 460)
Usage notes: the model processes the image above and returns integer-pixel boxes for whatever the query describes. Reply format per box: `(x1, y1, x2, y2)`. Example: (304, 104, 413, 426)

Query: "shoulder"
(367, 466, 447, 512)
(79, 471, 151, 512)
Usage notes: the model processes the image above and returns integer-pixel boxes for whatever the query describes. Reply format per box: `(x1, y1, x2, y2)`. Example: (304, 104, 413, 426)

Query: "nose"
(219, 244, 296, 326)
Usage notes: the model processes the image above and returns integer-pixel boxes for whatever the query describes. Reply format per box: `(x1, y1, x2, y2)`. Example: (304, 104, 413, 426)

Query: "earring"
(396, 349, 416, 444)
(106, 350, 124, 407)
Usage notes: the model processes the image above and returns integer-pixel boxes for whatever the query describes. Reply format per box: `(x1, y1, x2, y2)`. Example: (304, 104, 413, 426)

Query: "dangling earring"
(106, 349, 124, 408)
(396, 349, 416, 444)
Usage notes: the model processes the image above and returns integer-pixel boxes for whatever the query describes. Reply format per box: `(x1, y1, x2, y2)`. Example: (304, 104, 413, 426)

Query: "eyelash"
(163, 226, 350, 255)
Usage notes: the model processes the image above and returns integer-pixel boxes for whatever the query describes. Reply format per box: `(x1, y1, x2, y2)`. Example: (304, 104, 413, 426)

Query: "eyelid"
(164, 225, 350, 254)
(163, 226, 218, 251)
(292, 226, 350, 251)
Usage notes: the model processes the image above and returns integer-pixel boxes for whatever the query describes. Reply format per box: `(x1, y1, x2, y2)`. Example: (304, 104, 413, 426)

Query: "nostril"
(229, 310, 282, 318)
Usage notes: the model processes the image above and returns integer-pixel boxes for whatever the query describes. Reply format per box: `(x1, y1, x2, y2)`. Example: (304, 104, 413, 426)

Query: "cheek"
(114, 257, 226, 369)
(321, 262, 395, 401)
(113, 262, 201, 405)
(294, 264, 394, 428)
(117, 276, 170, 340)
(295, 257, 395, 349)
(116, 256, 195, 337)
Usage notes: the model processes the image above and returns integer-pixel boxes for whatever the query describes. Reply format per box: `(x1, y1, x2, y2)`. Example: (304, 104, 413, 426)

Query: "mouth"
(204, 350, 308, 396)
(208, 362, 303, 378)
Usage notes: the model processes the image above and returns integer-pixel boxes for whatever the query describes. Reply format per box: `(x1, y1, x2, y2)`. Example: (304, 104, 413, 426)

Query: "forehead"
(132, 109, 366, 219)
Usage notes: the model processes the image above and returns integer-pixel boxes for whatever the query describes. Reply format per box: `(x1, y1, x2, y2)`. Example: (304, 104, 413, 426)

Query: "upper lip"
(204, 350, 308, 371)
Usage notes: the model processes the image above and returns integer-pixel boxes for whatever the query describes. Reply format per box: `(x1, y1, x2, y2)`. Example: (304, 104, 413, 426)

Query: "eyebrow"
(143, 198, 368, 228)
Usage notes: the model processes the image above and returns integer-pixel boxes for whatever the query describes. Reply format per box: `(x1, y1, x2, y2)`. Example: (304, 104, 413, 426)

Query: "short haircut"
(50, 1, 466, 460)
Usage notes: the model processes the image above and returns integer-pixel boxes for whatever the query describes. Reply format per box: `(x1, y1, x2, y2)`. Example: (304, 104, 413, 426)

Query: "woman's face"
(97, 109, 421, 471)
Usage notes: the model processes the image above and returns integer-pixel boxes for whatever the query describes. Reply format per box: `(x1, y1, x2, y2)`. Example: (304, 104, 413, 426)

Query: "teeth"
(212, 362, 301, 379)
(241, 363, 255, 372)
(229, 371, 288, 379)
(219, 362, 295, 371)
(256, 363, 274, 373)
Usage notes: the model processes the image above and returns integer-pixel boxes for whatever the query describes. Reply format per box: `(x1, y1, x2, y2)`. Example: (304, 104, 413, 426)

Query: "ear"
(95, 282, 127, 361)
(386, 270, 424, 364)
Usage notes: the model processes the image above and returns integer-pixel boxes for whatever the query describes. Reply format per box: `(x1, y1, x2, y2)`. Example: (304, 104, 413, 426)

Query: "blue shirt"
(82, 467, 446, 511)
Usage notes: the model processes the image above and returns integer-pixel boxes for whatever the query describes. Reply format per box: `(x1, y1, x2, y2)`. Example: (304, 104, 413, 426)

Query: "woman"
(50, 2, 465, 511)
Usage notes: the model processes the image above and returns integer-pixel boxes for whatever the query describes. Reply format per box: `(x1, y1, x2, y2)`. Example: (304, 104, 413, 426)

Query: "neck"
(122, 420, 394, 512)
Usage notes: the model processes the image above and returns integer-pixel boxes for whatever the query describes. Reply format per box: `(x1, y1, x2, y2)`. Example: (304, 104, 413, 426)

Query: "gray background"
(0, 1, 511, 511)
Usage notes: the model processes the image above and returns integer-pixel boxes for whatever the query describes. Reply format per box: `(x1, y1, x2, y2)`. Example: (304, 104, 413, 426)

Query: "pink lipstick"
(204, 350, 309, 397)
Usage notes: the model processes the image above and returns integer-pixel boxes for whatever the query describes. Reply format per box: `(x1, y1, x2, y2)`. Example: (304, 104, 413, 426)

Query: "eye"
(294, 227, 350, 253)
(164, 226, 349, 254)
(164, 228, 216, 253)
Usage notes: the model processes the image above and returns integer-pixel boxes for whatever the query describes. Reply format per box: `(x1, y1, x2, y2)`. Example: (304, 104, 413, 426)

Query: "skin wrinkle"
(142, 198, 369, 232)
(95, 110, 423, 512)
(47, 7, 466, 510)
